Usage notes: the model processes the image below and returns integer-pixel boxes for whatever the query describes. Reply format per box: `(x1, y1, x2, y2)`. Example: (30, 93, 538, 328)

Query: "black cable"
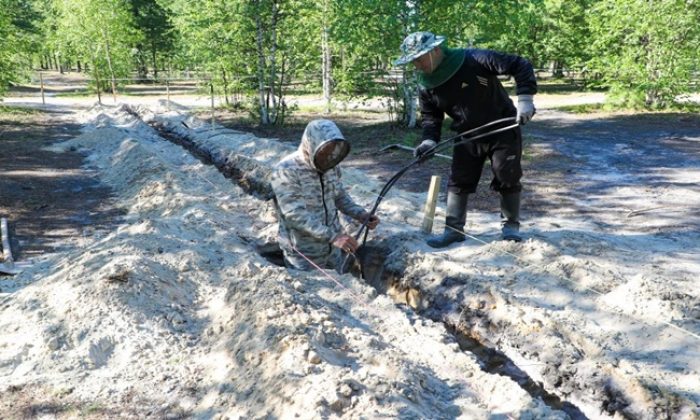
(339, 117, 518, 274)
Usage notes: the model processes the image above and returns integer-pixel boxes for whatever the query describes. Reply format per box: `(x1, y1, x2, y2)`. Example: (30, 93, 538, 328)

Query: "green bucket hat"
(394, 31, 446, 66)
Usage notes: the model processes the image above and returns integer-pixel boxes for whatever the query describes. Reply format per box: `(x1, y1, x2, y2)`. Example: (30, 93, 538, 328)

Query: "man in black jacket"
(394, 31, 537, 246)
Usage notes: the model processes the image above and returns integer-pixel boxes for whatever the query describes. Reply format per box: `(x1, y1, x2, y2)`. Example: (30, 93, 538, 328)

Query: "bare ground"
(0, 109, 123, 266)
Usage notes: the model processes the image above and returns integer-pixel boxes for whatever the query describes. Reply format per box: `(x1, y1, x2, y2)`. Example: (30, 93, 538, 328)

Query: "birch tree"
(54, 0, 138, 101)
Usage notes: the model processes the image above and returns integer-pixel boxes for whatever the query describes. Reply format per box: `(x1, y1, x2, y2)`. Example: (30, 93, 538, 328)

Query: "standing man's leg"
(489, 128, 523, 242)
(427, 141, 486, 248)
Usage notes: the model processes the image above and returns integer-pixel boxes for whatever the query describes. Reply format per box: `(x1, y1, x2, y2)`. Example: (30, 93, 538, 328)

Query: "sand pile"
(136, 104, 699, 418)
(0, 105, 565, 418)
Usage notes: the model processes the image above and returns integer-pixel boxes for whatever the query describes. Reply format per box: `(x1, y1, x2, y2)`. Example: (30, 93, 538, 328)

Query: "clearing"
(0, 83, 698, 419)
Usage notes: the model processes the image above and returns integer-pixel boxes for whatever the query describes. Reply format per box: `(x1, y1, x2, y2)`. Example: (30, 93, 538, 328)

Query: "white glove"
(414, 139, 437, 158)
(516, 94, 536, 125)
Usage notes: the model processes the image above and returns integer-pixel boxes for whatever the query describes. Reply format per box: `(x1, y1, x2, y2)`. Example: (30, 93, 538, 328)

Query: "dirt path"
(525, 109, 700, 218)
(0, 109, 122, 282)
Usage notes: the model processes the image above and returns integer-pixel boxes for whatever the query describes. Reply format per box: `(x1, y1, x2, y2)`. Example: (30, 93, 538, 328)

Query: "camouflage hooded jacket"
(270, 119, 366, 270)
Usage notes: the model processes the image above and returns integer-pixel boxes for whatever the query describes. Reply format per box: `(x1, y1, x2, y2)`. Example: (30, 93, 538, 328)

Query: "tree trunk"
(268, 0, 279, 123)
(254, 1, 270, 125)
(102, 30, 118, 102)
(92, 55, 103, 105)
(77, 61, 82, 73)
(54, 51, 63, 74)
(277, 57, 288, 125)
(151, 41, 158, 79)
(404, 71, 417, 128)
(321, 0, 332, 114)
(222, 68, 229, 105)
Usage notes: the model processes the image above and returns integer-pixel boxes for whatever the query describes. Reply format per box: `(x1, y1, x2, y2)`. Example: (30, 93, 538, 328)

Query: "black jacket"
(420, 49, 537, 142)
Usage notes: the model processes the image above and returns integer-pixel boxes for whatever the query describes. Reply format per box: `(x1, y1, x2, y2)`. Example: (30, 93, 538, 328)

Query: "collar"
(417, 47, 465, 89)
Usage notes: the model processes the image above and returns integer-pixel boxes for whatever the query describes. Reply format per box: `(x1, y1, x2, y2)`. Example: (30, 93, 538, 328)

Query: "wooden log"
(0, 218, 30, 275)
(421, 176, 441, 234)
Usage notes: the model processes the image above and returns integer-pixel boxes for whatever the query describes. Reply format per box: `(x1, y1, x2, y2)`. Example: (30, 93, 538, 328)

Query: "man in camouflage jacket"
(271, 119, 379, 270)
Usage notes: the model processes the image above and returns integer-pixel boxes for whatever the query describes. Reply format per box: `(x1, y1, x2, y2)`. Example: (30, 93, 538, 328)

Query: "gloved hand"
(516, 94, 536, 125)
(413, 139, 437, 158)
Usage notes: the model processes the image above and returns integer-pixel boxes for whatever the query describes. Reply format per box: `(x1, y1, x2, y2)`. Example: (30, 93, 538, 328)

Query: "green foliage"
(128, 0, 176, 78)
(2, 0, 699, 114)
(53, 0, 140, 92)
(0, 0, 46, 95)
(587, 0, 700, 109)
(0, 7, 15, 95)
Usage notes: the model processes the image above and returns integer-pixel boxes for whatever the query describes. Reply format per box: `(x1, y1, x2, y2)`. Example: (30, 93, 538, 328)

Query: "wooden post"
(421, 176, 441, 234)
(1, 218, 13, 265)
(40, 72, 46, 105)
(210, 82, 215, 126)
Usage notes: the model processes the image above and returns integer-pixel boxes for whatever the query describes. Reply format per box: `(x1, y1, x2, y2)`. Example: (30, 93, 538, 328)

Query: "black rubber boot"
(427, 191, 468, 248)
(500, 192, 522, 242)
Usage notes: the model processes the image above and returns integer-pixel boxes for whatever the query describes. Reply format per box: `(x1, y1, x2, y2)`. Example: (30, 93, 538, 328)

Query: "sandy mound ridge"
(0, 105, 563, 418)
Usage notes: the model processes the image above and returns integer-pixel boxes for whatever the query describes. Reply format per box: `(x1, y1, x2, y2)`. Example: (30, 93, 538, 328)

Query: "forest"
(2, 0, 700, 122)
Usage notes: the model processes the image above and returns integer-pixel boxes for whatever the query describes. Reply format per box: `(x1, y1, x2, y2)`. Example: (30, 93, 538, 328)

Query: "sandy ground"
(0, 87, 699, 419)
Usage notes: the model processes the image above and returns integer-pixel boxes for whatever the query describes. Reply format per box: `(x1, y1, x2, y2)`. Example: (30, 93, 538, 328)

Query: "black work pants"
(448, 126, 522, 194)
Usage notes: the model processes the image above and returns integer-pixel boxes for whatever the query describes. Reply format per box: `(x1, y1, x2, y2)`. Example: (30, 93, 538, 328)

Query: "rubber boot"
(427, 191, 468, 248)
(500, 192, 522, 242)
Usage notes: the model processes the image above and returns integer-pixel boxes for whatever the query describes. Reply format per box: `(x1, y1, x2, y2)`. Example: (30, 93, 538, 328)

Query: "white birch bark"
(254, 1, 270, 125)
(322, 0, 332, 114)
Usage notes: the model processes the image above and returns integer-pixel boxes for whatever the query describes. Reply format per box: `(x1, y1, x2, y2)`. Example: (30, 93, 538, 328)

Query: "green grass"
(53, 90, 95, 98)
(556, 101, 700, 114)
(0, 105, 39, 115)
(81, 402, 104, 415)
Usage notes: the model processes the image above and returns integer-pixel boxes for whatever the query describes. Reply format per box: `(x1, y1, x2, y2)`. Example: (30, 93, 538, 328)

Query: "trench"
(139, 111, 591, 418)
(358, 245, 588, 419)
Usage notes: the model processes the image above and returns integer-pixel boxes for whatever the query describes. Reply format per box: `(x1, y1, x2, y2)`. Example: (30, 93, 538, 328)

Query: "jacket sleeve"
(419, 88, 444, 143)
(471, 49, 537, 96)
(271, 167, 336, 244)
(332, 167, 367, 220)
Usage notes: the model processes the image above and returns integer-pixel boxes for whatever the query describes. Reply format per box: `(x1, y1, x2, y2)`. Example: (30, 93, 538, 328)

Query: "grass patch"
(0, 105, 39, 115)
(81, 402, 104, 415)
(54, 91, 106, 98)
(556, 101, 700, 114)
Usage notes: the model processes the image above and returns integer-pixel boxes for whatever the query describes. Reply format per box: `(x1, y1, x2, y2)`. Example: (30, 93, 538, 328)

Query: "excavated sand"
(0, 103, 697, 418)
(0, 105, 568, 418)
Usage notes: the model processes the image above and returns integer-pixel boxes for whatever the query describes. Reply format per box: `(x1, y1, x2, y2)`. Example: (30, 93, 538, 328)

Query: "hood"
(299, 119, 350, 172)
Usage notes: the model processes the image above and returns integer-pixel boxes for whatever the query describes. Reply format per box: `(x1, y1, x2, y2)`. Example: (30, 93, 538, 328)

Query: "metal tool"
(379, 143, 453, 160)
